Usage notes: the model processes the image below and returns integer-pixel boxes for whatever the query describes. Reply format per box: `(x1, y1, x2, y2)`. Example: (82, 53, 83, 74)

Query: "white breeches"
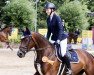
(60, 38, 67, 57)
(50, 38, 67, 57)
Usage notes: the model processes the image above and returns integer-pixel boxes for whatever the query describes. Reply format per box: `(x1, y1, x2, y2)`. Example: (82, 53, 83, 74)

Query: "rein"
(31, 35, 51, 51)
(31, 35, 55, 60)
(33, 46, 51, 51)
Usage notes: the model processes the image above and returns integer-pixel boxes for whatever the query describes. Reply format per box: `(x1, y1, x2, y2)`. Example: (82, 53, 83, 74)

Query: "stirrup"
(66, 69, 72, 75)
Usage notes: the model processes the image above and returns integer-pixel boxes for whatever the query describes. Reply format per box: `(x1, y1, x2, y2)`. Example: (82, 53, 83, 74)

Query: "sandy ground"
(0, 48, 35, 75)
(0, 45, 94, 75)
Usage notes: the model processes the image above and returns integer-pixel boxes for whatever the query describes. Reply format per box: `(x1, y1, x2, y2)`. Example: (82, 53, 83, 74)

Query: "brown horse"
(17, 32, 94, 75)
(0, 26, 13, 50)
(68, 32, 78, 44)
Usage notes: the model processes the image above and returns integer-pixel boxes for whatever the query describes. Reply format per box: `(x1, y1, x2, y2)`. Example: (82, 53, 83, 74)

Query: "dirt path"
(0, 48, 35, 75)
(0, 48, 93, 75)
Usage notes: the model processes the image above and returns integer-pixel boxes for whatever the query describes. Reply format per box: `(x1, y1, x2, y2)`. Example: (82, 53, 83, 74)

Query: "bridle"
(19, 35, 32, 53)
(19, 34, 55, 74)
(19, 35, 51, 54)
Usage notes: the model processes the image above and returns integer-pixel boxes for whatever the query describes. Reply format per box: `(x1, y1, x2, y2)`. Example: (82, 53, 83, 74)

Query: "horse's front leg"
(34, 61, 41, 75)
(6, 41, 13, 51)
(6, 41, 10, 48)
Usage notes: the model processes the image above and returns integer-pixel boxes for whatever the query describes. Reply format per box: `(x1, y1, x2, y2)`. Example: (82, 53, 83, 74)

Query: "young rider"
(42, 2, 72, 75)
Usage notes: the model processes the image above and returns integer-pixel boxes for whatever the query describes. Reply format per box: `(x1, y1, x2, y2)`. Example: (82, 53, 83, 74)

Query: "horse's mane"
(33, 32, 54, 47)
(33, 32, 56, 59)
(0, 26, 8, 31)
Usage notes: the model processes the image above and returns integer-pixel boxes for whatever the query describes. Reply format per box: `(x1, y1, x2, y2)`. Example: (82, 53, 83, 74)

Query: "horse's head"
(17, 32, 54, 58)
(1, 26, 13, 36)
(17, 35, 35, 58)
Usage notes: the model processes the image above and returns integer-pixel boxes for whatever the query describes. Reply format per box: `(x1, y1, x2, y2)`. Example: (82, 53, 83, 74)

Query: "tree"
(2, 0, 36, 30)
(87, 0, 94, 29)
(37, 1, 47, 28)
(0, 0, 6, 19)
(59, 0, 89, 32)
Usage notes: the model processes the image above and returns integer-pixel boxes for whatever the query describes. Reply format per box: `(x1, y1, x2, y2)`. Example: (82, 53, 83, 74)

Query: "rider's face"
(23, 28, 26, 31)
(46, 8, 51, 15)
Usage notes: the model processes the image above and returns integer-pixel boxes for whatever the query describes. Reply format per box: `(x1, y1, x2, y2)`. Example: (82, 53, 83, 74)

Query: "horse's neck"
(36, 40, 54, 56)
(2, 29, 9, 34)
(34, 34, 54, 61)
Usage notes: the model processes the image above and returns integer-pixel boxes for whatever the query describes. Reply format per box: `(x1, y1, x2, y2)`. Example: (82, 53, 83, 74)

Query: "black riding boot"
(62, 55, 72, 75)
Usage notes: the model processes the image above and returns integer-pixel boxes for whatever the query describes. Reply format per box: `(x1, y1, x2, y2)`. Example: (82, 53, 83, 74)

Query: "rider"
(43, 2, 72, 75)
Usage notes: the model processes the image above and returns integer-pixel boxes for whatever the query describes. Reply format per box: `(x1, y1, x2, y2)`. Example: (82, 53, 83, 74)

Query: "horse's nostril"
(17, 51, 25, 58)
(17, 52, 22, 57)
(19, 53, 22, 56)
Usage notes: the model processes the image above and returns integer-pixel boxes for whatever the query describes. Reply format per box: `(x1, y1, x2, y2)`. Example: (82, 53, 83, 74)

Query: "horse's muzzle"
(17, 50, 25, 58)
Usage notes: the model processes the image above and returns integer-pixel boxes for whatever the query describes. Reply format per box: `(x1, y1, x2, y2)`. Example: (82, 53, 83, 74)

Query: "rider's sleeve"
(26, 27, 31, 35)
(56, 16, 64, 40)
(46, 25, 51, 40)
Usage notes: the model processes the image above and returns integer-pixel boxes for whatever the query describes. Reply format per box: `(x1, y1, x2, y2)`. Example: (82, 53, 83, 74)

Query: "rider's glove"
(56, 40, 60, 44)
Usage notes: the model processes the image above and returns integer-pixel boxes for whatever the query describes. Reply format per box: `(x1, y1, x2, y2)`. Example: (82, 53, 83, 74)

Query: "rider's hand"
(56, 40, 60, 44)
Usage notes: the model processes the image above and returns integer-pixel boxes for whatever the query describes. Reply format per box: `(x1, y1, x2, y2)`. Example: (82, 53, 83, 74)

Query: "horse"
(17, 32, 94, 75)
(68, 32, 78, 44)
(0, 26, 13, 50)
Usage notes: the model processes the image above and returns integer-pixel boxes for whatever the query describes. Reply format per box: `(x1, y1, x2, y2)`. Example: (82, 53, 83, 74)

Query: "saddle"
(54, 43, 78, 75)
(54, 43, 79, 63)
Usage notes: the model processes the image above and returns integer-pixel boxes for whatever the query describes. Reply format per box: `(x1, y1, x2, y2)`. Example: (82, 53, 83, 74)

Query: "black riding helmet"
(44, 2, 56, 10)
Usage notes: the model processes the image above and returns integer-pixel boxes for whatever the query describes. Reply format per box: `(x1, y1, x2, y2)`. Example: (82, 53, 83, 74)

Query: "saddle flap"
(66, 49, 79, 63)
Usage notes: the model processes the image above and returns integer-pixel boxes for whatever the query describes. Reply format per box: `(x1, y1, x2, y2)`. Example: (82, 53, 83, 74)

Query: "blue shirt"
(46, 13, 68, 41)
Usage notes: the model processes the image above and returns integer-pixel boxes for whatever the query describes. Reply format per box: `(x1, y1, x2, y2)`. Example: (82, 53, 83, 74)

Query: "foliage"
(37, 1, 47, 28)
(86, 0, 94, 11)
(0, 0, 94, 31)
(0, 0, 6, 19)
(59, 0, 89, 32)
(9, 34, 21, 44)
(87, 0, 94, 28)
(2, 0, 36, 30)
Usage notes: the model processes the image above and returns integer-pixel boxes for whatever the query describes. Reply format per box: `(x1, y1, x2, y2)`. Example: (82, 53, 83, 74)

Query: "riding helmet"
(44, 2, 56, 10)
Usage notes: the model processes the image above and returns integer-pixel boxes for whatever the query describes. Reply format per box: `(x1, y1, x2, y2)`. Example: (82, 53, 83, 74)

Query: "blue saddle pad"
(54, 44, 79, 63)
(66, 50, 79, 63)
